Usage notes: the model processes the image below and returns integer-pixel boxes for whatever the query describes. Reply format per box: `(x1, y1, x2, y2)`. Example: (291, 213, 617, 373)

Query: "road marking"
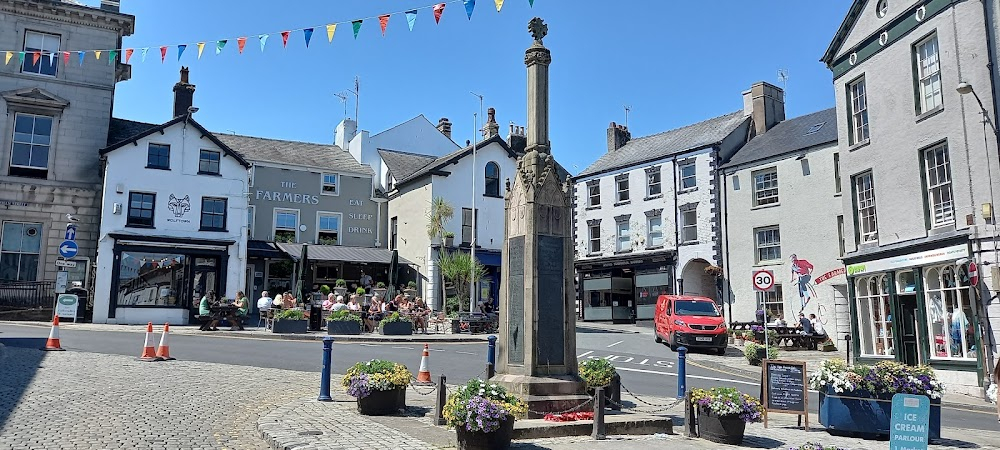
(455, 351, 478, 355)
(391, 346, 415, 350)
(358, 343, 379, 347)
(606, 340, 624, 348)
(577, 350, 594, 358)
(614, 366, 759, 386)
(428, 348, 446, 352)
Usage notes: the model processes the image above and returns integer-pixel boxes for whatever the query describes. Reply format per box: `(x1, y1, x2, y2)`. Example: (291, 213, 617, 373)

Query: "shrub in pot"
(326, 310, 363, 335)
(272, 308, 308, 334)
(579, 358, 621, 410)
(443, 231, 456, 247)
(319, 285, 331, 296)
(334, 279, 348, 296)
(743, 342, 778, 366)
(691, 387, 763, 445)
(444, 379, 527, 450)
(379, 312, 413, 335)
(342, 359, 410, 415)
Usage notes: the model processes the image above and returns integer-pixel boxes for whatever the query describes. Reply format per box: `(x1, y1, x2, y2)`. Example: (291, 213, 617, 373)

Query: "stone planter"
(333, 287, 348, 297)
(698, 409, 746, 445)
(444, 236, 455, 248)
(379, 321, 413, 335)
(271, 319, 308, 334)
(327, 320, 362, 335)
(404, 288, 418, 297)
(455, 416, 514, 450)
(818, 387, 941, 439)
(372, 288, 387, 298)
(357, 387, 406, 416)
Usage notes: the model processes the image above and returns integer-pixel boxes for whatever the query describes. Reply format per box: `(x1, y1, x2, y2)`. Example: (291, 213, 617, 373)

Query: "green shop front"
(844, 236, 985, 393)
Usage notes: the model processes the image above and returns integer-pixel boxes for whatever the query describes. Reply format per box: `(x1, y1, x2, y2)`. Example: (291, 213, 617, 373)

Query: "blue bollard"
(677, 346, 687, 399)
(486, 335, 497, 379)
(318, 336, 334, 401)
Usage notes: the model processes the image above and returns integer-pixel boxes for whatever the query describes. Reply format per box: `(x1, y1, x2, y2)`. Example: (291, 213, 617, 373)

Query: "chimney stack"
(507, 123, 527, 154)
(484, 107, 500, 138)
(172, 67, 196, 118)
(742, 81, 785, 137)
(100, 0, 120, 12)
(607, 122, 631, 152)
(437, 117, 453, 140)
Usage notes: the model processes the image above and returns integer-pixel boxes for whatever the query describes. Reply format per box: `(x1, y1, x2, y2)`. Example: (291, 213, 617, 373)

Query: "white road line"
(606, 341, 624, 348)
(392, 346, 415, 350)
(577, 350, 594, 358)
(614, 366, 759, 386)
(358, 343, 379, 347)
(455, 351, 478, 355)
(428, 348, 447, 352)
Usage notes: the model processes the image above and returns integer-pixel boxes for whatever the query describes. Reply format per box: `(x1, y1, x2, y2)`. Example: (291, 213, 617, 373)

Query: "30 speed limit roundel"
(752, 269, 775, 291)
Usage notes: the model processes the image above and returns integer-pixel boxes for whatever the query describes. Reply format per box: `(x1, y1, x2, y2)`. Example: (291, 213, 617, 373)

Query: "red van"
(654, 295, 728, 355)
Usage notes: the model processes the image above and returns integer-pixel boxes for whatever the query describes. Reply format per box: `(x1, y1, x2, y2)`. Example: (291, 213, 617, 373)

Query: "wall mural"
(789, 254, 817, 313)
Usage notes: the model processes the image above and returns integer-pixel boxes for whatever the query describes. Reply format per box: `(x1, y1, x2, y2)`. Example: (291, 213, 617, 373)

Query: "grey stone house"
(0, 0, 132, 291)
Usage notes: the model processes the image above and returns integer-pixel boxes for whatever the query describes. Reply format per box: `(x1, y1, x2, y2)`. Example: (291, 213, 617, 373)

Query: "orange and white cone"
(155, 323, 176, 361)
(43, 315, 65, 351)
(416, 343, 432, 384)
(139, 322, 162, 362)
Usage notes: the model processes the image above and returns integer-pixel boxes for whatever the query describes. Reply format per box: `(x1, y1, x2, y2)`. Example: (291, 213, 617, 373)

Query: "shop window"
(147, 143, 170, 170)
(922, 143, 954, 228)
(9, 112, 53, 179)
(273, 209, 298, 243)
(647, 216, 663, 248)
(678, 162, 696, 190)
(200, 197, 227, 231)
(848, 76, 870, 145)
(198, 150, 221, 175)
(756, 285, 784, 323)
(115, 251, 187, 307)
(267, 260, 294, 294)
(924, 264, 975, 360)
(754, 226, 781, 263)
(853, 172, 878, 243)
(680, 207, 697, 243)
(321, 173, 339, 195)
(855, 274, 894, 357)
(22, 31, 60, 76)
(646, 166, 661, 197)
(317, 213, 341, 245)
(0, 222, 41, 281)
(587, 181, 600, 207)
(753, 168, 779, 206)
(914, 33, 942, 114)
(126, 192, 156, 228)
(484, 162, 500, 197)
(615, 174, 630, 203)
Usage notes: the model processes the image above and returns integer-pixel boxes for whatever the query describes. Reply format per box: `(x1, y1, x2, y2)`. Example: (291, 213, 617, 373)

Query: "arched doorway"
(680, 259, 717, 301)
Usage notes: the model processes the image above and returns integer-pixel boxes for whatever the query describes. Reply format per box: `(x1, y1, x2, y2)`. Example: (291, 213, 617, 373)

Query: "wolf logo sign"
(167, 194, 191, 218)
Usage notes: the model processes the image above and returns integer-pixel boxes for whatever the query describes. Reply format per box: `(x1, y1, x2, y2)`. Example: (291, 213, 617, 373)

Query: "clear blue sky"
(106, 0, 852, 175)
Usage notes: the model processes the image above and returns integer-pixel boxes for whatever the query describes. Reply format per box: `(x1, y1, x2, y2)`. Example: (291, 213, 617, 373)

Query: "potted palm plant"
(342, 359, 410, 415)
(271, 309, 308, 334)
(444, 379, 527, 450)
(379, 312, 413, 335)
(326, 310, 363, 335)
(333, 279, 348, 297)
(691, 387, 764, 444)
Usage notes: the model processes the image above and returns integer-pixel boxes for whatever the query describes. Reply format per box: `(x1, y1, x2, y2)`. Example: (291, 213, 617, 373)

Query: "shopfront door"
(898, 295, 920, 366)
(188, 257, 220, 321)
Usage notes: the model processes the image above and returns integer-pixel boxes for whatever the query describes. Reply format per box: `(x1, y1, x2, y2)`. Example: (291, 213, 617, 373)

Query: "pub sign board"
(761, 360, 809, 430)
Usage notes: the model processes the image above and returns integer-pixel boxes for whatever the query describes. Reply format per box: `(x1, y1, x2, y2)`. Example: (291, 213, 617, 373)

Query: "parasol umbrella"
(297, 244, 310, 303)
(388, 249, 399, 299)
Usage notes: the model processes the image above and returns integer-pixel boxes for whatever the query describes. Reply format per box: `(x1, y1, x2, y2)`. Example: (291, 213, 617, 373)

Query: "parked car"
(653, 295, 728, 355)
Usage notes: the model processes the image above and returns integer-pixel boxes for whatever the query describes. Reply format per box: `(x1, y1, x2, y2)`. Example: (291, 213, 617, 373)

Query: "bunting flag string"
(0, 0, 532, 66)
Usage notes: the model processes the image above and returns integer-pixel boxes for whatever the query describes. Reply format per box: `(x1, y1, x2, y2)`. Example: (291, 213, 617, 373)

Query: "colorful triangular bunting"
(379, 15, 390, 36)
(125, 48, 133, 63)
(464, 0, 475, 19)
(237, 37, 247, 53)
(529, 0, 534, 6)
(62, 51, 70, 66)
(177, 44, 186, 60)
(352, 20, 363, 39)
(50, 52, 57, 67)
(18, 52, 25, 66)
(495, 0, 504, 12)
(140, 47, 148, 62)
(94, 50, 101, 61)
(197, 42, 205, 59)
(76, 51, 84, 65)
(434, 3, 446, 23)
(3, 51, 10, 65)
(281, 31, 290, 47)
(259, 34, 269, 52)
(216, 40, 227, 55)
(32, 51, 40, 65)
(405, 10, 417, 31)
(304, 28, 314, 47)
(326, 24, 337, 42)
(160, 46, 167, 63)
(109, 50, 117, 65)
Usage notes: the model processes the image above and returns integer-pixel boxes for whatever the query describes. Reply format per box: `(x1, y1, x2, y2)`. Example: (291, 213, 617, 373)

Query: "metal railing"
(0, 280, 55, 309)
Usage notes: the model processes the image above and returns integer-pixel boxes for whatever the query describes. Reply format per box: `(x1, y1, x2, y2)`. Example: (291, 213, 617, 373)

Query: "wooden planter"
(327, 320, 362, 335)
(357, 387, 406, 416)
(818, 387, 941, 439)
(455, 415, 514, 450)
(271, 319, 308, 334)
(379, 321, 413, 335)
(698, 409, 747, 445)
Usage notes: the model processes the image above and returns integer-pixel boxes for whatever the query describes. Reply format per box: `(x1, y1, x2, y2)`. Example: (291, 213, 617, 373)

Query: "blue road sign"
(890, 393, 929, 450)
(65, 224, 77, 241)
(58, 240, 78, 259)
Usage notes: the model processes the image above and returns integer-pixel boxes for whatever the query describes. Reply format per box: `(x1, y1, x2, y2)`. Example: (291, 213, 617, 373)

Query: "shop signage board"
(761, 360, 808, 430)
(752, 269, 775, 292)
(846, 244, 967, 276)
(54, 294, 79, 321)
(890, 393, 929, 450)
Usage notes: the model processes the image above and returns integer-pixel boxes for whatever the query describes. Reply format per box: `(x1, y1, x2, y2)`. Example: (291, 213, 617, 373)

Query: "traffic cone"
(43, 315, 65, 351)
(416, 343, 432, 384)
(155, 323, 175, 361)
(139, 322, 162, 362)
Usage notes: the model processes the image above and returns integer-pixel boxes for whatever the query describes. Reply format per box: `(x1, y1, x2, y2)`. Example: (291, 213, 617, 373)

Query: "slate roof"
(107, 118, 159, 147)
(395, 135, 515, 185)
(214, 133, 372, 175)
(378, 148, 438, 182)
(102, 116, 250, 167)
(576, 111, 749, 178)
(721, 108, 838, 169)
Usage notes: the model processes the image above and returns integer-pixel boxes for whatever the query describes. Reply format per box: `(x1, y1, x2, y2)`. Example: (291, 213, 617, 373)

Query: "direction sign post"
(65, 223, 77, 241)
(58, 240, 78, 259)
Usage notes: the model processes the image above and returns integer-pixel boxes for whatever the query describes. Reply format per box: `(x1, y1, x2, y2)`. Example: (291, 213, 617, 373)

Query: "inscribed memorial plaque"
(536, 235, 564, 365)
(507, 236, 525, 365)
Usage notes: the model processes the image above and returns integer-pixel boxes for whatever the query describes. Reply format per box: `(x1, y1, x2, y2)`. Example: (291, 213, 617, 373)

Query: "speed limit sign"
(752, 269, 775, 292)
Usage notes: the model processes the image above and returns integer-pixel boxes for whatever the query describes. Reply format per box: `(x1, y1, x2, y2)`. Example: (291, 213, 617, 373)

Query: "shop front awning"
(247, 240, 287, 259)
(276, 243, 413, 265)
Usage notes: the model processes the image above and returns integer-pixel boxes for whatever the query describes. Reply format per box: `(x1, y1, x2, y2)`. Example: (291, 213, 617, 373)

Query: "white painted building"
(572, 82, 784, 322)
(93, 82, 250, 324)
(719, 107, 849, 343)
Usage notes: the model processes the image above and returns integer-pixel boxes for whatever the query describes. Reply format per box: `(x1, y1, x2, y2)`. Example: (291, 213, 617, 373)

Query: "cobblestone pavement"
(0, 341, 321, 450)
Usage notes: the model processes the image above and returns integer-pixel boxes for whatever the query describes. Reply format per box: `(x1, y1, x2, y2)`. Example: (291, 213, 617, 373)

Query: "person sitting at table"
(282, 292, 297, 309)
(332, 295, 349, 312)
(323, 293, 336, 311)
(478, 298, 494, 315)
(347, 295, 362, 311)
(366, 295, 384, 332)
(198, 290, 219, 331)
(809, 314, 826, 337)
(231, 290, 249, 331)
(797, 313, 813, 335)
(257, 291, 273, 312)
(384, 295, 400, 313)
(398, 295, 412, 314)
(412, 297, 429, 334)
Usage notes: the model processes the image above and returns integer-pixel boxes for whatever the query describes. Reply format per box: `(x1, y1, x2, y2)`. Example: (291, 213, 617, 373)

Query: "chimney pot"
(172, 66, 196, 118)
(607, 121, 631, 153)
(743, 81, 786, 137)
(437, 117, 453, 139)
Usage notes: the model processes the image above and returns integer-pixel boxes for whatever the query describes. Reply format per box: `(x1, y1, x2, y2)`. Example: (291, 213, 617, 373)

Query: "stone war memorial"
(493, 17, 590, 418)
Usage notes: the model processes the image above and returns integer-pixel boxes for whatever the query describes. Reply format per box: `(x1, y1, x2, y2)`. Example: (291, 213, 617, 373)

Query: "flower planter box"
(271, 319, 308, 334)
(379, 321, 413, 335)
(404, 288, 418, 297)
(333, 287, 348, 297)
(455, 415, 514, 450)
(818, 387, 941, 439)
(585, 374, 622, 411)
(372, 288, 387, 298)
(357, 387, 406, 416)
(327, 320, 362, 335)
(698, 409, 746, 445)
